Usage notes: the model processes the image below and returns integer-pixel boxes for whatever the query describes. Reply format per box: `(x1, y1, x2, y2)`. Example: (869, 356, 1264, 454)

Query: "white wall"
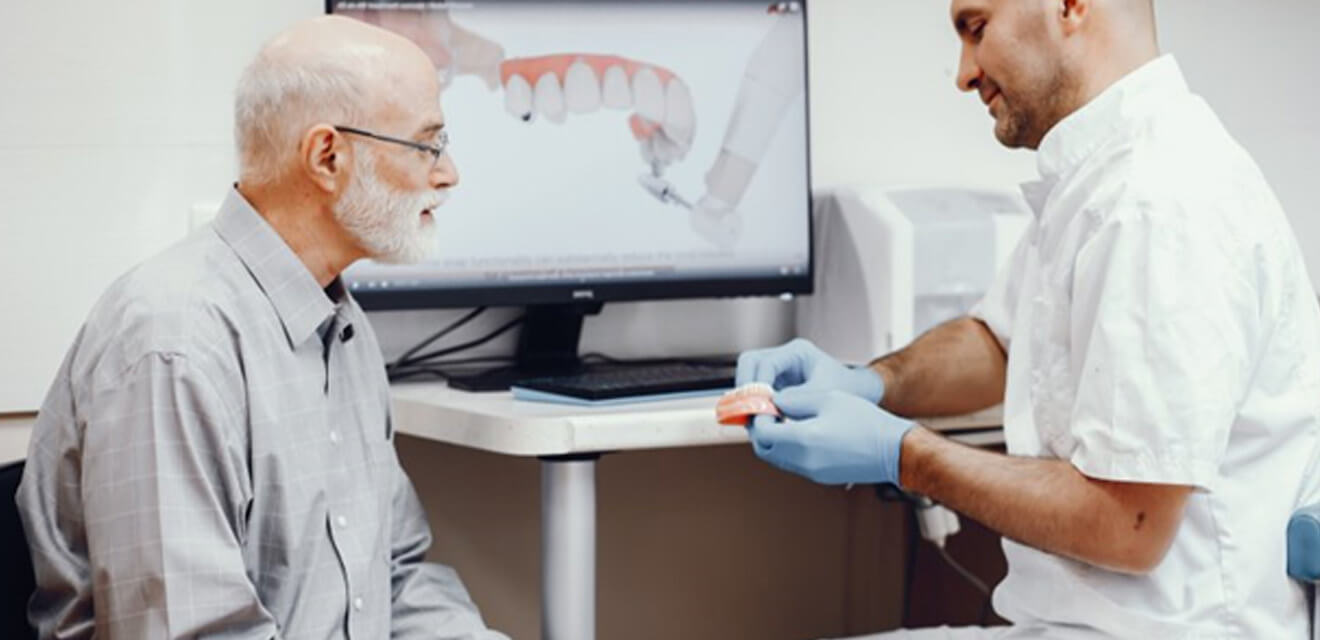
(3, 0, 1319, 411)
(0, 1, 322, 411)
(806, 0, 1320, 264)
(1157, 1, 1320, 279)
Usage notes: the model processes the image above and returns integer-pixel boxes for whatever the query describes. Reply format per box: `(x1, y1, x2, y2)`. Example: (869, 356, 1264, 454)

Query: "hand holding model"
(736, 338, 886, 404)
(734, 338, 915, 486)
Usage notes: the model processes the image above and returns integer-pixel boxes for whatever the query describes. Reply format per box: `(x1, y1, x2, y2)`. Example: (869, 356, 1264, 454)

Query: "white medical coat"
(971, 55, 1320, 638)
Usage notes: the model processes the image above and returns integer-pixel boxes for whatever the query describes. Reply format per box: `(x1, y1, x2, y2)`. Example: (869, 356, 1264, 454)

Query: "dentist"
(739, 0, 1320, 637)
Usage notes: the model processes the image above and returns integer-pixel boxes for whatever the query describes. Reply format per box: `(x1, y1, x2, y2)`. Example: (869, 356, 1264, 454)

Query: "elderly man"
(739, 0, 1320, 638)
(17, 16, 508, 639)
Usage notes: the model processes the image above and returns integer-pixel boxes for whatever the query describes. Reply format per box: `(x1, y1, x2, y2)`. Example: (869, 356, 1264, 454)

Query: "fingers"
(735, 347, 784, 387)
(748, 415, 815, 479)
(734, 351, 757, 388)
(770, 387, 829, 419)
(735, 340, 810, 389)
(747, 413, 792, 453)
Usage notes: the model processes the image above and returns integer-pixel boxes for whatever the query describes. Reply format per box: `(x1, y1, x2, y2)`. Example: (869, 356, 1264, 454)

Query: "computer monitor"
(327, 0, 813, 387)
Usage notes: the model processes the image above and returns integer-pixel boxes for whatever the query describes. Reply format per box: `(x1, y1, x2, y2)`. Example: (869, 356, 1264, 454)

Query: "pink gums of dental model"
(500, 54, 677, 92)
(715, 383, 781, 427)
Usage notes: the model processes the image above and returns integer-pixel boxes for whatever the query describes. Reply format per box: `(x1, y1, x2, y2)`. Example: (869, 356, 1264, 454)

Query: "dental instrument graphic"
(637, 173, 693, 210)
(686, 5, 805, 248)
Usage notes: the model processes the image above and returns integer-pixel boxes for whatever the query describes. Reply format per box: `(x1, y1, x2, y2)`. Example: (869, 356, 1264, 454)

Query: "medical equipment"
(797, 186, 1031, 365)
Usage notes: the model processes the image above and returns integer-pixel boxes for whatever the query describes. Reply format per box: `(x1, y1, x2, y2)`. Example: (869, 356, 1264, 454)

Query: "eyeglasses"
(334, 125, 449, 171)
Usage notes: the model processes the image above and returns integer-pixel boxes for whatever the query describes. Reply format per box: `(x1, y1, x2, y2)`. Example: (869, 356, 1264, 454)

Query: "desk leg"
(541, 455, 597, 640)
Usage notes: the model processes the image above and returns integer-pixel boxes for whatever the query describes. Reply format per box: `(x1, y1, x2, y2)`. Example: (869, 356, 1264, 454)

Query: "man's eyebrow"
(415, 122, 446, 138)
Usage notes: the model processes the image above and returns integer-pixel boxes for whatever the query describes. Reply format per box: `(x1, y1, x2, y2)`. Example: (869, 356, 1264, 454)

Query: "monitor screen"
(328, 0, 812, 310)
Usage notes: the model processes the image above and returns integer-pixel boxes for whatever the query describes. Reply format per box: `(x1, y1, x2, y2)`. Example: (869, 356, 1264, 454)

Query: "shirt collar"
(1021, 54, 1188, 216)
(213, 187, 337, 348)
(1037, 54, 1187, 181)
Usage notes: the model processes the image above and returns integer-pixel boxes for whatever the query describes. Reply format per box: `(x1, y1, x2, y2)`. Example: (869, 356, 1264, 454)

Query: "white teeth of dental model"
(504, 74, 534, 121)
(533, 72, 567, 124)
(601, 65, 632, 109)
(632, 67, 666, 124)
(663, 78, 696, 145)
(563, 59, 601, 114)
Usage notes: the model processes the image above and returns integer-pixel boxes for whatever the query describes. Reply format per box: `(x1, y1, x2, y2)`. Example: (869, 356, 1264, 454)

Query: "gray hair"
(233, 48, 373, 186)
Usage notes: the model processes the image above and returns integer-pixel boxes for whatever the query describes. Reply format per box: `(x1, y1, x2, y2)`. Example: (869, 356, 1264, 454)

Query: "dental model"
(500, 55, 697, 172)
(715, 382, 781, 427)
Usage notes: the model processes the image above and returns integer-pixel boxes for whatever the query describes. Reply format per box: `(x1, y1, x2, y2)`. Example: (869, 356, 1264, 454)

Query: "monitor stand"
(446, 302, 604, 392)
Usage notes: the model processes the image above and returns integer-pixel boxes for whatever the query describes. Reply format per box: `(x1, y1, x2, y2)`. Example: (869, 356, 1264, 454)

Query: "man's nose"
(430, 153, 458, 190)
(955, 44, 982, 93)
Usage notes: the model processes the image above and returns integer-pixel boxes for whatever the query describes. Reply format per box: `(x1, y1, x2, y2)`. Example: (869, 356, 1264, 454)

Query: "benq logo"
(572, 289, 595, 300)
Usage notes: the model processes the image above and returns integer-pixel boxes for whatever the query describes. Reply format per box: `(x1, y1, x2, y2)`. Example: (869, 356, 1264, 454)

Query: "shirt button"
(352, 596, 364, 611)
(335, 515, 348, 528)
(329, 430, 341, 444)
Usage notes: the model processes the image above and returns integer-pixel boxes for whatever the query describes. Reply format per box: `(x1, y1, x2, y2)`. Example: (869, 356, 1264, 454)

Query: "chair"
(1288, 504, 1320, 637)
(1, 460, 37, 639)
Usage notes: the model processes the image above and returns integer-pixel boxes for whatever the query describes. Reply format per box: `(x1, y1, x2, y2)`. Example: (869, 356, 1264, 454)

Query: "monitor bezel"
(326, 0, 815, 311)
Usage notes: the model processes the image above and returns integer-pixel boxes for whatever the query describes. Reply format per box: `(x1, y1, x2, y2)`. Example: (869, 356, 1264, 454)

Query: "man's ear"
(301, 124, 345, 194)
(1059, 0, 1089, 34)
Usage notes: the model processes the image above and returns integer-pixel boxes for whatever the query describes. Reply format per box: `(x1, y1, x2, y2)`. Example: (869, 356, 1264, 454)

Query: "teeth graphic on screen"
(601, 65, 632, 109)
(498, 55, 697, 166)
(663, 79, 696, 145)
(504, 74, 533, 121)
(563, 59, 601, 113)
(533, 72, 567, 123)
(631, 67, 666, 123)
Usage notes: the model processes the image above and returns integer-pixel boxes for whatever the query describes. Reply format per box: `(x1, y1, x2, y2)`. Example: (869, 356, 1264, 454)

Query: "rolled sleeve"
(1066, 209, 1256, 490)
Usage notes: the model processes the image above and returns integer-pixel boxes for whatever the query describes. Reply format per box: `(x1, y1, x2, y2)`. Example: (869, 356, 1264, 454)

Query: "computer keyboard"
(513, 362, 736, 402)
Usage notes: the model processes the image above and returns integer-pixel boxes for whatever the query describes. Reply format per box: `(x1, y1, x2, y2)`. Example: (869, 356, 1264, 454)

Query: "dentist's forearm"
(899, 427, 1190, 575)
(871, 316, 1006, 418)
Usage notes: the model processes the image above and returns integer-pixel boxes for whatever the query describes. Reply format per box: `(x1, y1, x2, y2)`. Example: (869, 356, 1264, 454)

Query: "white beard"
(333, 151, 443, 264)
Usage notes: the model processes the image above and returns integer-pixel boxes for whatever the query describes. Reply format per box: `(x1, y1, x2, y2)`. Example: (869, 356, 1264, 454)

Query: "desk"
(390, 382, 1003, 640)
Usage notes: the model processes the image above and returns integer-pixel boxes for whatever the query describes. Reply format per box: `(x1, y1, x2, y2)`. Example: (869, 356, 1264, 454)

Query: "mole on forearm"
(1134, 511, 1146, 530)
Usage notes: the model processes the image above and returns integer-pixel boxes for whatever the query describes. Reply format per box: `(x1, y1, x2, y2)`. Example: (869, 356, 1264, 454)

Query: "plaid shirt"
(18, 188, 506, 639)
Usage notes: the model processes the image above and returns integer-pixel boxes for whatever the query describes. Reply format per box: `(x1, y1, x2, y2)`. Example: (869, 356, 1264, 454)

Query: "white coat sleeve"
(1066, 208, 1258, 489)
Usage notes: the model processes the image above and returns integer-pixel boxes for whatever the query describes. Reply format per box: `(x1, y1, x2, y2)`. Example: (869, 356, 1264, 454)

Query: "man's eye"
(972, 22, 986, 40)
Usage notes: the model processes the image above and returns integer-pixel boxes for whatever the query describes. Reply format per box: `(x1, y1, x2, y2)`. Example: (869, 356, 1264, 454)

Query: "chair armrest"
(1287, 503, 1320, 582)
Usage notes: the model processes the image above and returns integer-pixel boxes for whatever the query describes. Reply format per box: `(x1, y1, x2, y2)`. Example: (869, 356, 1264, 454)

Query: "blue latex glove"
(747, 388, 916, 486)
(735, 338, 885, 404)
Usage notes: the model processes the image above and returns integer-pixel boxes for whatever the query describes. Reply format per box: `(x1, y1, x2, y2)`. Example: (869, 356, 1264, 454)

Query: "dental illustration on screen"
(335, 1, 806, 251)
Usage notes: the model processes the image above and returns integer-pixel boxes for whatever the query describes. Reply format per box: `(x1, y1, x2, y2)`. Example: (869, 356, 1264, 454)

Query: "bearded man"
(17, 15, 508, 639)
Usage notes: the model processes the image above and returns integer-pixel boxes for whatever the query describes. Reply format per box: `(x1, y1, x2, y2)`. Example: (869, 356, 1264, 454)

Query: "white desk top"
(1, 388, 1003, 464)
(390, 382, 1003, 457)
